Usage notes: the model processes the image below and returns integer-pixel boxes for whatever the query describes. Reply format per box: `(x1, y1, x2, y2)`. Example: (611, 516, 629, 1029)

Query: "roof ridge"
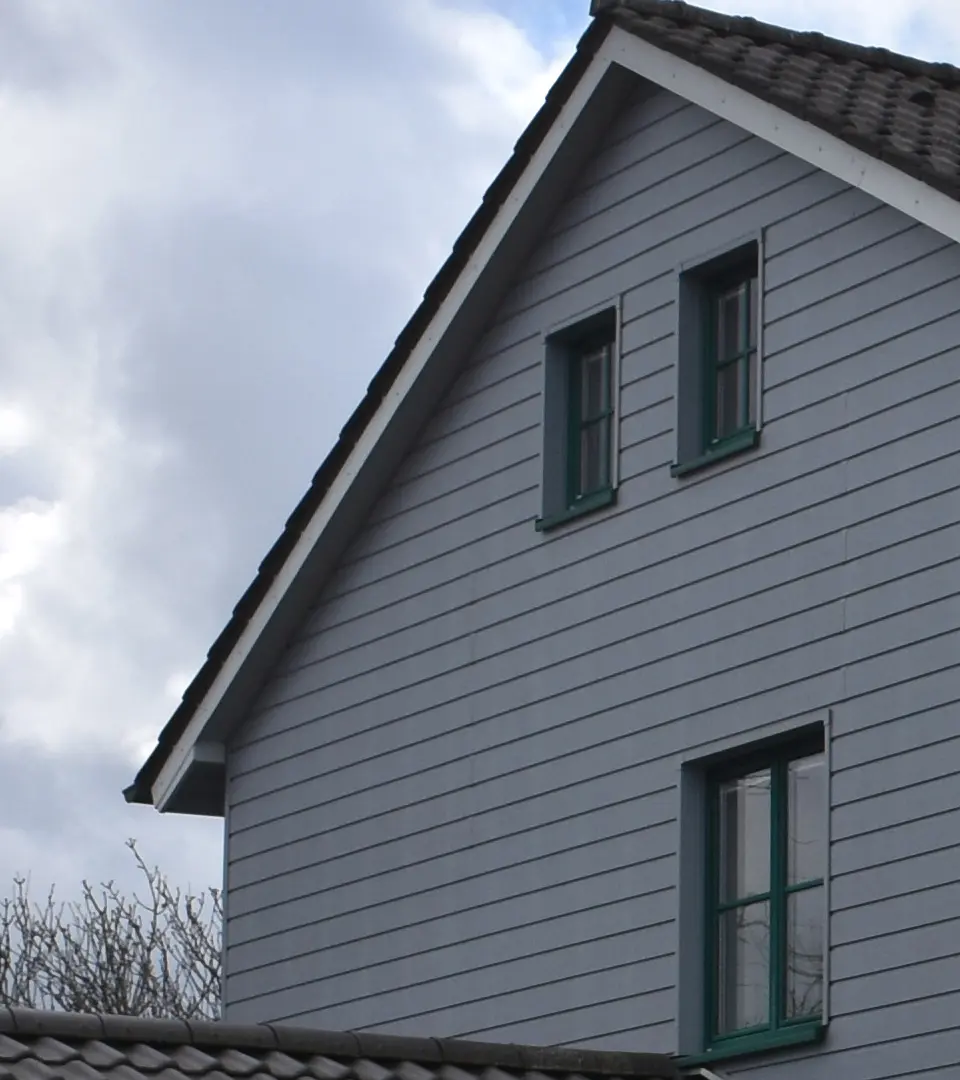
(591, 0, 960, 85)
(0, 1008, 676, 1077)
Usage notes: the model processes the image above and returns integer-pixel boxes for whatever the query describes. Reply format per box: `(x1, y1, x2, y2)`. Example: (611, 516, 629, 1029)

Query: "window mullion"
(715, 890, 772, 912)
(784, 877, 823, 895)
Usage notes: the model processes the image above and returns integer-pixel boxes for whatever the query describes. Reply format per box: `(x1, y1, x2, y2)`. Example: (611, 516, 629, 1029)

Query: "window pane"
(786, 886, 824, 1020)
(718, 769, 770, 902)
(714, 360, 741, 441)
(718, 287, 745, 362)
(579, 418, 609, 495)
(749, 276, 759, 349)
(747, 348, 758, 425)
(788, 753, 826, 885)
(717, 901, 770, 1034)
(580, 346, 609, 420)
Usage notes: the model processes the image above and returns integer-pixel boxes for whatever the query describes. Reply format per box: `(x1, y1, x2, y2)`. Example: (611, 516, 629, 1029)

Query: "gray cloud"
(0, 0, 569, 901)
(0, 741, 219, 898)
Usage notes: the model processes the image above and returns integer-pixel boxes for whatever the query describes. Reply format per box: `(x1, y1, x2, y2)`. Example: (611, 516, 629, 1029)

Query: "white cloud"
(0, 498, 62, 638)
(414, 1, 575, 131)
(0, 405, 34, 454)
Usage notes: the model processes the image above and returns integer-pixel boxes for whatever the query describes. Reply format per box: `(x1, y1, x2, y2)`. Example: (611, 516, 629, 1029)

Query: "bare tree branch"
(0, 840, 221, 1019)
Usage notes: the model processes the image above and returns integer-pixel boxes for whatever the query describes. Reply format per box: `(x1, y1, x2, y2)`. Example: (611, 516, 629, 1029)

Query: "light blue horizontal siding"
(224, 83, 960, 1078)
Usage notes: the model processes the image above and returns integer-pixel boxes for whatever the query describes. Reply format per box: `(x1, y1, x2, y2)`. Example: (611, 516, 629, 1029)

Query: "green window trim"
(673, 239, 762, 476)
(538, 309, 618, 533)
(670, 425, 759, 477)
(679, 1019, 825, 1067)
(534, 486, 616, 532)
(703, 737, 826, 1058)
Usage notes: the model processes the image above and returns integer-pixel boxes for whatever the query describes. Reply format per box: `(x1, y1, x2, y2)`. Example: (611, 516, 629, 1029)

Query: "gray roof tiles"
(0, 1010, 675, 1080)
(598, 0, 960, 196)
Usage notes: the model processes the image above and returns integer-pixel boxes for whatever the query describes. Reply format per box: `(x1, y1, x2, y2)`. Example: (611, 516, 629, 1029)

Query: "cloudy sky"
(1, 0, 958, 907)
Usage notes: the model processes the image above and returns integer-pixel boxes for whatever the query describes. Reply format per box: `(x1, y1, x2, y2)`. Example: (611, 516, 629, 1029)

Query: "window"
(673, 240, 762, 477)
(705, 740, 826, 1055)
(537, 306, 618, 531)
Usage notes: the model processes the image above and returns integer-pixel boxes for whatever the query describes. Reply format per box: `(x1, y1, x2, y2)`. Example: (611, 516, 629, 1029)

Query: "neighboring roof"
(594, 0, 960, 198)
(0, 1008, 677, 1080)
(127, 0, 960, 812)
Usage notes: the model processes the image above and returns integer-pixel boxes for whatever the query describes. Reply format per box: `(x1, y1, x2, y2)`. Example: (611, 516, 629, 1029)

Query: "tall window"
(537, 306, 618, 532)
(706, 270, 758, 446)
(706, 741, 825, 1053)
(568, 339, 613, 504)
(672, 240, 762, 477)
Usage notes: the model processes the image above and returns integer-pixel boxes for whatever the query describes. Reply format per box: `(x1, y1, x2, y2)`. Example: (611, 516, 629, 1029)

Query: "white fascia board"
(150, 39, 618, 812)
(605, 25, 960, 245)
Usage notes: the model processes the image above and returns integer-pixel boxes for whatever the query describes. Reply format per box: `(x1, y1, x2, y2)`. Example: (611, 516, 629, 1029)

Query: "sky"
(0, 0, 958, 908)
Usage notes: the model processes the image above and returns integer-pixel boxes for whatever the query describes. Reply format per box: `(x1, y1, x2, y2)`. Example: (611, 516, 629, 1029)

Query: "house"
(126, 0, 960, 1074)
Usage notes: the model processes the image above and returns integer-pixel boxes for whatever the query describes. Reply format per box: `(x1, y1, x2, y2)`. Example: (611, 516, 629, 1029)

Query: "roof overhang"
(130, 14, 960, 815)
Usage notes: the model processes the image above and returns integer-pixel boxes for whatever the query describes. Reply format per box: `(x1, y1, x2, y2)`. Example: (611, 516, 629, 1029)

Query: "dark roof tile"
(302, 1057, 350, 1080)
(60, 1061, 111, 1080)
(29, 1038, 78, 1066)
(436, 1067, 474, 1080)
(253, 1054, 305, 1080)
(351, 1061, 392, 1080)
(214, 1051, 263, 1078)
(103, 1064, 158, 1080)
(10, 1061, 56, 1080)
(393, 1062, 436, 1080)
(0, 1037, 30, 1064)
(78, 1045, 127, 1070)
(166, 1047, 220, 1075)
(124, 1046, 174, 1073)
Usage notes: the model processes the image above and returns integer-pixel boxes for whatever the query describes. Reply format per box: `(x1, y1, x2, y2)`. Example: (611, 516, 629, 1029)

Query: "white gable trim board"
(150, 24, 960, 813)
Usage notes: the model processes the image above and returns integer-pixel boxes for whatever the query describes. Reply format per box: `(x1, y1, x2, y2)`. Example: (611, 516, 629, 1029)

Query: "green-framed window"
(567, 338, 613, 505)
(703, 268, 758, 448)
(672, 240, 762, 478)
(705, 740, 826, 1054)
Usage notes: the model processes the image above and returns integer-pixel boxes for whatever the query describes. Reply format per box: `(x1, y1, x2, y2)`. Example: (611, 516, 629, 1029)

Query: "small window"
(673, 241, 762, 476)
(537, 307, 618, 531)
(705, 739, 825, 1054)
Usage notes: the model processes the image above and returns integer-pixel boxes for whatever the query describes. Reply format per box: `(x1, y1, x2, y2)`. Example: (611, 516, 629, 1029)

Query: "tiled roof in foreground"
(0, 1008, 677, 1080)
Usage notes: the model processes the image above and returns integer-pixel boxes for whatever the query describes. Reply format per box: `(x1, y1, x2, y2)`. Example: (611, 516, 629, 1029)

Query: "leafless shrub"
(0, 839, 221, 1019)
